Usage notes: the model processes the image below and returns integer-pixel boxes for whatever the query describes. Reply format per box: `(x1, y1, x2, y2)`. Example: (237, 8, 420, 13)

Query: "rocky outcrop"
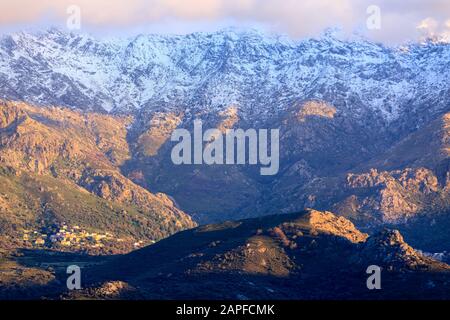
(359, 229, 449, 271)
(306, 209, 368, 243)
(342, 168, 442, 223)
(135, 112, 183, 157)
(296, 101, 337, 122)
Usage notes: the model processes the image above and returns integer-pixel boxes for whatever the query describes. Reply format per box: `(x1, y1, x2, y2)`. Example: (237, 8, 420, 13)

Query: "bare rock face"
(327, 112, 450, 226)
(88, 281, 139, 299)
(217, 106, 240, 133)
(0, 101, 129, 173)
(343, 168, 442, 223)
(297, 101, 337, 122)
(306, 209, 368, 243)
(0, 102, 26, 128)
(97, 281, 131, 296)
(135, 112, 183, 157)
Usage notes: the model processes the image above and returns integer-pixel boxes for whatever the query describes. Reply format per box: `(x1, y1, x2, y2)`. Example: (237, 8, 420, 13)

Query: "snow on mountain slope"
(0, 28, 449, 124)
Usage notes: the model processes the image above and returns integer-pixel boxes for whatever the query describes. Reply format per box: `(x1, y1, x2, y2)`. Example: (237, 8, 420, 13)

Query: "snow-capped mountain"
(1, 28, 449, 125)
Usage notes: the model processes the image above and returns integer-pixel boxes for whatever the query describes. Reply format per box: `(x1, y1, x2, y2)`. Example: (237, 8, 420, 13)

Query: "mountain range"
(1, 28, 450, 299)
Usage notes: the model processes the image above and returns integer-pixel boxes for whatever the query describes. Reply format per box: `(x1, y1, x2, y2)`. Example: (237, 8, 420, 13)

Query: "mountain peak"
(305, 209, 368, 243)
(359, 228, 444, 271)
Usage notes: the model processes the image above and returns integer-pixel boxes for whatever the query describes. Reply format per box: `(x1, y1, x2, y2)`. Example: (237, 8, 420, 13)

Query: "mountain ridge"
(1, 28, 449, 126)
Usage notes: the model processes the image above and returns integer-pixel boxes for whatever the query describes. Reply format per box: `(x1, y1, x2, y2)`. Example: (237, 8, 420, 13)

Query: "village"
(21, 224, 144, 251)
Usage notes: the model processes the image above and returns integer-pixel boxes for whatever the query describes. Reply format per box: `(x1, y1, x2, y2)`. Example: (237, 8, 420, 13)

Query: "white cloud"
(0, 0, 449, 43)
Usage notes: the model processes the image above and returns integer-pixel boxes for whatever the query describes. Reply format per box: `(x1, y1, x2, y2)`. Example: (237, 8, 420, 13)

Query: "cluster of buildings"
(22, 224, 118, 250)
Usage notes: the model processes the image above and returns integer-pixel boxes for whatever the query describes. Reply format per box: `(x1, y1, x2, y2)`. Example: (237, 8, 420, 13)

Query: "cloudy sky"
(0, 0, 449, 43)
